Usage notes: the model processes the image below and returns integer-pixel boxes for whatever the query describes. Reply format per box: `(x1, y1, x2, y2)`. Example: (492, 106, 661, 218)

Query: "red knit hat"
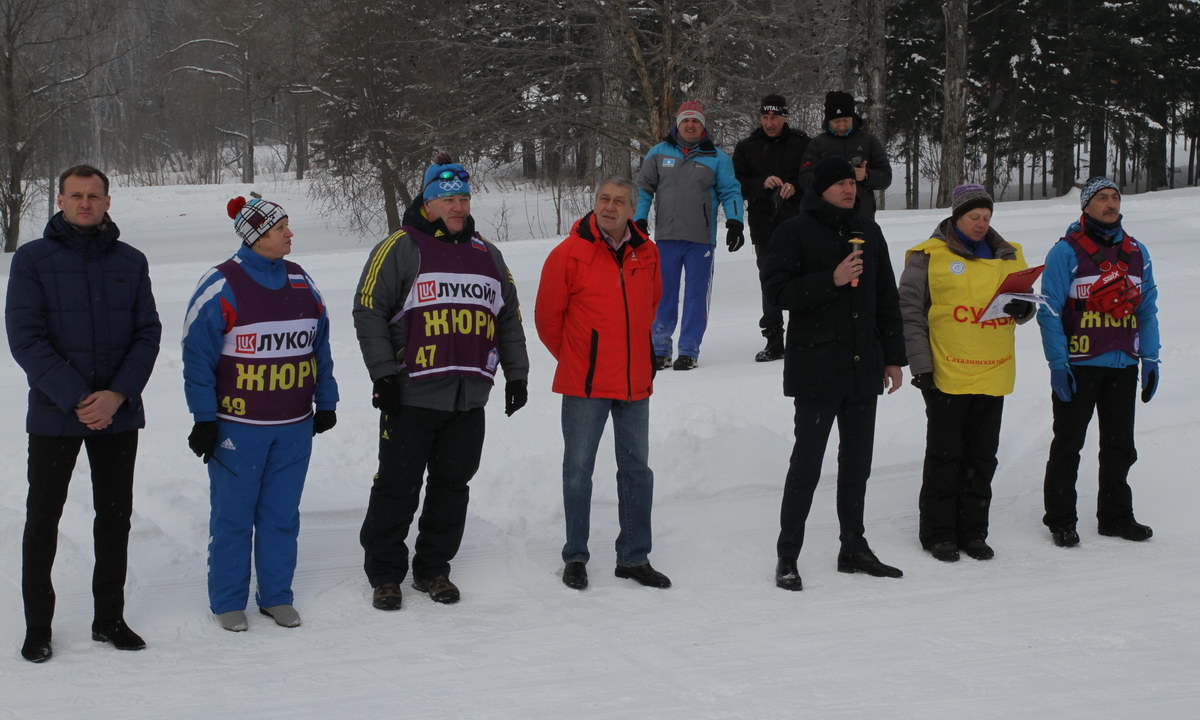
(676, 100, 706, 128)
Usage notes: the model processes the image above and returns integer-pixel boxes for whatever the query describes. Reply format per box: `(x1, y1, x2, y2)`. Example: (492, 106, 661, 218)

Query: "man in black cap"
(761, 156, 907, 592)
(733, 94, 810, 362)
(798, 91, 892, 220)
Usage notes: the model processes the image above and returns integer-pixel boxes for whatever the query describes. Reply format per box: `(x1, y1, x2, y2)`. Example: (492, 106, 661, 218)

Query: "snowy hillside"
(1, 179, 1197, 719)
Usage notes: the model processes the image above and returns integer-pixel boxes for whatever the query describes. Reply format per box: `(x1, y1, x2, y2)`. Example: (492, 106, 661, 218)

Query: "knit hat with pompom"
(227, 193, 286, 246)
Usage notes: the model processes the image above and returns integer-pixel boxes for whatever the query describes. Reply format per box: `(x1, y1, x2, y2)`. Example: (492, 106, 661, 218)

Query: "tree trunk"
(866, 0, 888, 211)
(294, 104, 307, 181)
(936, 0, 968, 208)
(522, 140, 537, 178)
(1051, 120, 1074, 196)
(1017, 152, 1025, 201)
(1089, 113, 1106, 180)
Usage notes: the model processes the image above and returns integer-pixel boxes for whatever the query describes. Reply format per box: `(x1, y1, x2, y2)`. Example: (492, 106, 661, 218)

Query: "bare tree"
(1, 0, 128, 252)
(865, 0, 888, 211)
(936, 0, 967, 207)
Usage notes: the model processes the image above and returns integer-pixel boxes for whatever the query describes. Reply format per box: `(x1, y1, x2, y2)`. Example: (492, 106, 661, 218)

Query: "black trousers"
(23, 430, 139, 630)
(750, 219, 783, 334)
(777, 395, 877, 559)
(1043, 365, 1138, 531)
(918, 390, 1003, 547)
(360, 406, 484, 586)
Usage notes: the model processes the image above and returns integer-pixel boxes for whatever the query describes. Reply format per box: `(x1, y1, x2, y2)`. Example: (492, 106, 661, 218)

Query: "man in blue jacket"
(1037, 177, 1160, 548)
(6, 165, 162, 663)
(636, 100, 744, 371)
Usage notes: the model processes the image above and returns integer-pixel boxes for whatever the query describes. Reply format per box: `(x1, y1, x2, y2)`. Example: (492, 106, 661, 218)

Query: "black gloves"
(725, 220, 745, 252)
(371, 375, 403, 413)
(505, 379, 528, 417)
(911, 372, 934, 391)
(1003, 299, 1035, 320)
(635, 218, 649, 234)
(313, 410, 337, 435)
(188, 421, 218, 464)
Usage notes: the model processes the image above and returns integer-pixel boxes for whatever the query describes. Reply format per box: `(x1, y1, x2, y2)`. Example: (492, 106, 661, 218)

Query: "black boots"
(837, 549, 903, 578)
(562, 561, 588, 590)
(755, 328, 784, 362)
(961, 539, 995, 560)
(1098, 520, 1153, 541)
(775, 558, 802, 591)
(1051, 527, 1081, 547)
(928, 541, 960, 563)
(672, 356, 697, 371)
(91, 619, 146, 651)
(21, 627, 52, 663)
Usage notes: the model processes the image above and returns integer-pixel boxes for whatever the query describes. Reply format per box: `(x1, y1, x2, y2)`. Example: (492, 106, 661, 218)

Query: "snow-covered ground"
(1, 178, 1197, 719)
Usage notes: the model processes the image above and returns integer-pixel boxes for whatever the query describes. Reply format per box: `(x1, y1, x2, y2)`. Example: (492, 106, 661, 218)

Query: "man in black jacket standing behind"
(762, 157, 907, 592)
(799, 91, 892, 221)
(733, 94, 809, 362)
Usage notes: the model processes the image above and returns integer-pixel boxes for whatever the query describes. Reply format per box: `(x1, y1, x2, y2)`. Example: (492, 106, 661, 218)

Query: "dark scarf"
(1082, 213, 1123, 246)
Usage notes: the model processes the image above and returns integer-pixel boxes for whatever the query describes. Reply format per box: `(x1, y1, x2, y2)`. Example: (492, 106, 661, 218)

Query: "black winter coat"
(797, 116, 892, 220)
(760, 196, 906, 399)
(732, 125, 810, 239)
(5, 213, 161, 435)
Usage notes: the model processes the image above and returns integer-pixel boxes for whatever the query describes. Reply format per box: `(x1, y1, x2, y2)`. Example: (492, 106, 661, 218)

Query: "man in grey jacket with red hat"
(636, 100, 744, 371)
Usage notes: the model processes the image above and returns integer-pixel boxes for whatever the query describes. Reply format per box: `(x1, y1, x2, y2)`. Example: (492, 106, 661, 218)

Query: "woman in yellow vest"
(898, 185, 1034, 563)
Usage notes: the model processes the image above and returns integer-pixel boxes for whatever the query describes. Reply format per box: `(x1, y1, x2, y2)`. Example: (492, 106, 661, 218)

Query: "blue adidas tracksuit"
(182, 245, 337, 614)
(636, 130, 743, 360)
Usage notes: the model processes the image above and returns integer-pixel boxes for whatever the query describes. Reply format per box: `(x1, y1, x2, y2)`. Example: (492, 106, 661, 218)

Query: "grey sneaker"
(259, 605, 301, 628)
(216, 610, 248, 632)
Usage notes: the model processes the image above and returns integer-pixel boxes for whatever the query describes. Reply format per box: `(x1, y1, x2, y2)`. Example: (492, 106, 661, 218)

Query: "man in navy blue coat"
(5, 165, 161, 663)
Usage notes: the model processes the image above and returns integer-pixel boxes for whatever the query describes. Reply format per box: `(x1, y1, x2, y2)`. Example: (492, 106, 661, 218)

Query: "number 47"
(415, 345, 437, 368)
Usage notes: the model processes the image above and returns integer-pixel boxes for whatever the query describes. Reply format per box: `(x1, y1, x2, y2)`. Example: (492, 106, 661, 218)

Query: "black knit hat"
(813, 156, 856, 196)
(951, 184, 994, 221)
(760, 93, 788, 116)
(824, 91, 856, 121)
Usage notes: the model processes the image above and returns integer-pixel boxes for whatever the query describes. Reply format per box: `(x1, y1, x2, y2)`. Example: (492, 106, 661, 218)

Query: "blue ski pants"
(207, 418, 313, 614)
(653, 238, 715, 360)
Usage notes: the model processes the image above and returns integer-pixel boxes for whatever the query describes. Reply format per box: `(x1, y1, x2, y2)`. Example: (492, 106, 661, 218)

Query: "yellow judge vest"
(907, 238, 1027, 396)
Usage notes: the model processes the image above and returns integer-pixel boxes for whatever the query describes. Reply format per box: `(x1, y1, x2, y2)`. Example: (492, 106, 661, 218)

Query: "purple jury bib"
(395, 229, 504, 383)
(1062, 232, 1144, 361)
(215, 259, 322, 424)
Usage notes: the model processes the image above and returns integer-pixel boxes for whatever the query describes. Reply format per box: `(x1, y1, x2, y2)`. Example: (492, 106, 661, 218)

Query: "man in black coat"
(6, 165, 162, 662)
(798, 91, 892, 221)
(733, 93, 810, 362)
(761, 157, 907, 592)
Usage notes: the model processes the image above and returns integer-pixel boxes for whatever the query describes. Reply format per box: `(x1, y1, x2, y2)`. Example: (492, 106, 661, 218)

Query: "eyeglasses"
(426, 169, 470, 187)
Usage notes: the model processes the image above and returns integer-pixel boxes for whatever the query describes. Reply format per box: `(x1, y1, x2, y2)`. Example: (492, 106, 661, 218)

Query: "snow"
(2, 180, 1198, 718)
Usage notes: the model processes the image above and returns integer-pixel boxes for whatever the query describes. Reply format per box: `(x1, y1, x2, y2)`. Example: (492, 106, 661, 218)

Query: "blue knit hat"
(1080, 176, 1119, 210)
(423, 162, 471, 202)
(227, 194, 286, 246)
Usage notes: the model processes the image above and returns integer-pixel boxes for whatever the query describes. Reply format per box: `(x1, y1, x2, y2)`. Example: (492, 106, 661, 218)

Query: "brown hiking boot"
(372, 583, 403, 611)
(412, 575, 460, 604)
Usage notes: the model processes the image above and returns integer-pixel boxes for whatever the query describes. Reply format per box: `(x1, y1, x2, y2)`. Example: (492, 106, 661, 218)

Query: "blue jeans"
(653, 238, 715, 359)
(561, 396, 654, 566)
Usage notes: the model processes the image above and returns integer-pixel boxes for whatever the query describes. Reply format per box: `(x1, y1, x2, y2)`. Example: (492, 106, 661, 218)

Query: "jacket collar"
(403, 196, 477, 242)
(44, 211, 120, 252)
(931, 217, 1017, 260)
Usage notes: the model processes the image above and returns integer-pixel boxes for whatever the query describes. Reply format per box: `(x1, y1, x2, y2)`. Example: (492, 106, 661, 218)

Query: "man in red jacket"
(535, 178, 670, 591)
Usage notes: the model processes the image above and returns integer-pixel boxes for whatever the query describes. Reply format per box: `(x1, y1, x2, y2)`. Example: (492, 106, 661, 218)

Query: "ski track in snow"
(1, 181, 1197, 719)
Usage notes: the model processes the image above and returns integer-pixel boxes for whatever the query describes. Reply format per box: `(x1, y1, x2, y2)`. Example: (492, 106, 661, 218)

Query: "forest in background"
(3, 0, 1199, 249)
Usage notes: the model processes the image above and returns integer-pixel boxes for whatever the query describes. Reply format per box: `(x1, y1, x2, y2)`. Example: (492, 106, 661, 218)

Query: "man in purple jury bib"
(354, 154, 530, 610)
